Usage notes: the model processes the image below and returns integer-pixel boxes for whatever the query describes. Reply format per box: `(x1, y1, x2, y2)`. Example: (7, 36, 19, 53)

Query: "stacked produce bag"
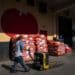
(22, 35, 36, 61)
(48, 40, 72, 56)
(35, 35, 48, 53)
(10, 34, 72, 61)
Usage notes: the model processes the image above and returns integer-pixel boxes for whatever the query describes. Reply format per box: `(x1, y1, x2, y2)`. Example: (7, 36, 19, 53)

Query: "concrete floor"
(0, 52, 75, 75)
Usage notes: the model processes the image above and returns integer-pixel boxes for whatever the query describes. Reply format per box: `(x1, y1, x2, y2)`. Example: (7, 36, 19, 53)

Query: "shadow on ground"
(1, 62, 64, 72)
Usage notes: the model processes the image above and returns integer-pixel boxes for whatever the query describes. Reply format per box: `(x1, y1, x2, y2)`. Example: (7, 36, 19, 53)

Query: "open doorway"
(58, 16, 72, 47)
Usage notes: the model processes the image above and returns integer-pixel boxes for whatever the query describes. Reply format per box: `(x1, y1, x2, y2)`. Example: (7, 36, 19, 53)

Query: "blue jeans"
(11, 56, 30, 71)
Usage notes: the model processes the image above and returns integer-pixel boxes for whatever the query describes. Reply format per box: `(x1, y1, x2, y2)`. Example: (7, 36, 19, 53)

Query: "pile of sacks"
(48, 40, 72, 56)
(14, 34, 48, 61)
(10, 34, 72, 61)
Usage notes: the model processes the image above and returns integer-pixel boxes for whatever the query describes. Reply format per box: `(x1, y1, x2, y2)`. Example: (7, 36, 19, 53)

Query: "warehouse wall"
(0, 0, 57, 40)
(0, 0, 57, 61)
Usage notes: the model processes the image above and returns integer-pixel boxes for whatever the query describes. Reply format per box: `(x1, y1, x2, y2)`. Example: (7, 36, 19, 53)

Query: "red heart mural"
(1, 8, 38, 37)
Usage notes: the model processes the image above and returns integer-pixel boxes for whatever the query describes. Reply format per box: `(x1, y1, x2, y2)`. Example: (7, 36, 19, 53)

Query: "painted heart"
(1, 8, 38, 37)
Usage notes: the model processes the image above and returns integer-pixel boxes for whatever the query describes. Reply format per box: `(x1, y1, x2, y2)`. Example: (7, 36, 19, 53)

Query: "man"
(10, 35, 30, 73)
(9, 36, 16, 61)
